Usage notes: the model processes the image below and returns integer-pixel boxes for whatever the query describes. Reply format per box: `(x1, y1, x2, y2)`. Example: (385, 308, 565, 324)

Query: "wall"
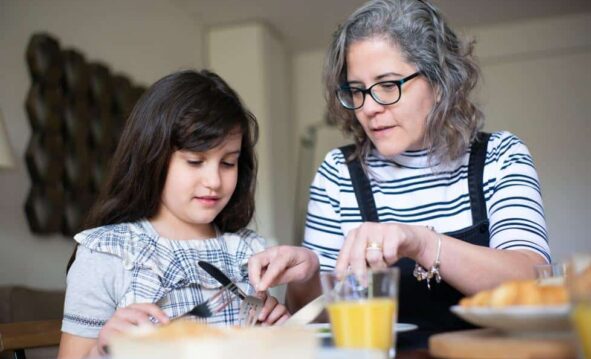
(472, 13, 591, 261)
(207, 23, 295, 246)
(0, 0, 203, 289)
(291, 13, 591, 261)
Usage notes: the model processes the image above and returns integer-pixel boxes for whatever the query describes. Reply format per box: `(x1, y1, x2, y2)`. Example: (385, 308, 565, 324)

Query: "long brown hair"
(85, 69, 258, 232)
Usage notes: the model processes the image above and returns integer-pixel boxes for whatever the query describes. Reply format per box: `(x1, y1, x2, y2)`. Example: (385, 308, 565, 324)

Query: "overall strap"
(339, 145, 379, 222)
(467, 132, 491, 224)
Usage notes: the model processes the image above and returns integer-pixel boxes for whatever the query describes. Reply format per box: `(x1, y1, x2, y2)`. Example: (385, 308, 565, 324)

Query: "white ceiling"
(173, 0, 591, 52)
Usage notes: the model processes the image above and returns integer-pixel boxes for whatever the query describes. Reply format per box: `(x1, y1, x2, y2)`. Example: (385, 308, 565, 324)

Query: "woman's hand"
(335, 222, 433, 278)
(248, 246, 320, 292)
(96, 303, 169, 355)
(256, 293, 291, 326)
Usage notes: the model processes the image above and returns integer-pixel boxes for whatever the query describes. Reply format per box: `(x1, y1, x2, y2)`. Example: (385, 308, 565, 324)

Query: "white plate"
(450, 304, 571, 333)
(307, 322, 418, 338)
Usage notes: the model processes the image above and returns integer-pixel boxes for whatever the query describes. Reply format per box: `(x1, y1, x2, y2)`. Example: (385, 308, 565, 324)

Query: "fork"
(197, 260, 264, 327)
(175, 284, 235, 321)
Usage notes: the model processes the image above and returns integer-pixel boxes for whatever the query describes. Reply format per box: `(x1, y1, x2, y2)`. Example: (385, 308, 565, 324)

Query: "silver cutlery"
(197, 261, 263, 326)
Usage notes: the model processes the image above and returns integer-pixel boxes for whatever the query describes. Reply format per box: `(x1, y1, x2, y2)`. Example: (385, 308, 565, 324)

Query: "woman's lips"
(372, 125, 395, 137)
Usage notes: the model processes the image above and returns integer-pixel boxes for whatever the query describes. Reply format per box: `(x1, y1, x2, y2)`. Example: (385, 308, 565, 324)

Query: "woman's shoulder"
(485, 130, 531, 157)
(487, 130, 526, 148)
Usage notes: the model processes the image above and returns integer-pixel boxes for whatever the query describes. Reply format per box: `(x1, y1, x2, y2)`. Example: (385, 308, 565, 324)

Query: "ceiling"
(173, 0, 591, 52)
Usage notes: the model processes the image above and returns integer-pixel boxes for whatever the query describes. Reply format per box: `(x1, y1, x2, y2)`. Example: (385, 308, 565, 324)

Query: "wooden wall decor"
(24, 33, 146, 236)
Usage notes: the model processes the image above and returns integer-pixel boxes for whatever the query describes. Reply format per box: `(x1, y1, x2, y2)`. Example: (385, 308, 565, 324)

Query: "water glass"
(534, 262, 569, 285)
(320, 268, 399, 358)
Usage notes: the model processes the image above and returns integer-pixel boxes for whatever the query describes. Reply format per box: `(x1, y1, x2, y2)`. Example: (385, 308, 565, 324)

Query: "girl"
(58, 70, 289, 359)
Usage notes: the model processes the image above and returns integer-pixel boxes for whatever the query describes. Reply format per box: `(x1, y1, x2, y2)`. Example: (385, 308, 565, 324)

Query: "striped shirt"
(303, 131, 550, 271)
(62, 219, 265, 338)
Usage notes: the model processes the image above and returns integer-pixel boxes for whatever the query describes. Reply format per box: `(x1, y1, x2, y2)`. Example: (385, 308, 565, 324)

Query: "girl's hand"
(248, 246, 320, 292)
(97, 303, 169, 355)
(335, 222, 432, 279)
(256, 293, 290, 326)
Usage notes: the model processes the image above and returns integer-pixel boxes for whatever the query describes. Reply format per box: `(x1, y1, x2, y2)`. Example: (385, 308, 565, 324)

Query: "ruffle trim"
(74, 220, 264, 302)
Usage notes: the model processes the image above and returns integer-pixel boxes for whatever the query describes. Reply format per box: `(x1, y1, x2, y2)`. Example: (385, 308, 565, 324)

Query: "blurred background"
(1, 0, 590, 293)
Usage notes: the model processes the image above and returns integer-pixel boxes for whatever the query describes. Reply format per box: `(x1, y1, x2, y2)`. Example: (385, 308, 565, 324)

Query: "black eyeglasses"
(337, 72, 422, 110)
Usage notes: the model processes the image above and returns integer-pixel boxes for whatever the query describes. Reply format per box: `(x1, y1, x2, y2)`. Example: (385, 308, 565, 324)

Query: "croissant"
(459, 279, 568, 307)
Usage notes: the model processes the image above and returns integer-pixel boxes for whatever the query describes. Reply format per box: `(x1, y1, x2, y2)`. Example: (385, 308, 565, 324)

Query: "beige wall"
(291, 13, 591, 261)
(0, 0, 203, 289)
(207, 23, 295, 246)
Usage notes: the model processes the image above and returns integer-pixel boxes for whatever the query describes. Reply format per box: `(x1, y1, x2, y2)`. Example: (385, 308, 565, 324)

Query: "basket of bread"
(109, 319, 318, 359)
(450, 279, 571, 332)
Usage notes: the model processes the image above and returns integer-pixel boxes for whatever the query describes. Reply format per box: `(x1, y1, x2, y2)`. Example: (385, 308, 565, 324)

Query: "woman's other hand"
(256, 293, 291, 326)
(248, 246, 320, 292)
(335, 222, 433, 279)
(96, 303, 169, 355)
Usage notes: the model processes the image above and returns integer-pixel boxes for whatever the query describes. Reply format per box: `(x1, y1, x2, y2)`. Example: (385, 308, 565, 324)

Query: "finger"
(382, 235, 400, 266)
(257, 295, 278, 322)
(335, 227, 358, 276)
(263, 304, 289, 325)
(365, 246, 387, 270)
(258, 254, 291, 291)
(248, 251, 271, 290)
(274, 313, 291, 326)
(349, 226, 370, 280)
(129, 303, 170, 324)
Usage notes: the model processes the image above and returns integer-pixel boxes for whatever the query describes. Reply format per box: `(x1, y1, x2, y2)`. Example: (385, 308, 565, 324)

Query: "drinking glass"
(566, 254, 591, 359)
(534, 262, 569, 285)
(320, 268, 399, 358)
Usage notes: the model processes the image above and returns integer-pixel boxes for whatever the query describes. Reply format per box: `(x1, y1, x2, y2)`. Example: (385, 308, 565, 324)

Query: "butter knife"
(282, 294, 326, 327)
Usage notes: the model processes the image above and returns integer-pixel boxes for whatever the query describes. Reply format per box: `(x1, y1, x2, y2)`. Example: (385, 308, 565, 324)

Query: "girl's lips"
(195, 196, 220, 206)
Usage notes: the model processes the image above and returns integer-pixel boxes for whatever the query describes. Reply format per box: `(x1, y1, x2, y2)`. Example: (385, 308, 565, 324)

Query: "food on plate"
(459, 279, 568, 307)
(110, 319, 318, 359)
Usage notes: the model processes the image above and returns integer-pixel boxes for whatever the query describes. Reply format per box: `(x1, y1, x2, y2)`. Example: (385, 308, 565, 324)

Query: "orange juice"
(571, 302, 591, 359)
(327, 298, 397, 351)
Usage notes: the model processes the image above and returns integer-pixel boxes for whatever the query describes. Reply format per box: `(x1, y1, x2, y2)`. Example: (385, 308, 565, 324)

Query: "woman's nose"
(361, 94, 386, 116)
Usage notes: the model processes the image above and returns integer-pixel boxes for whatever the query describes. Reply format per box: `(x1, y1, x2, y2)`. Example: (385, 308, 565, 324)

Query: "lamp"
(0, 108, 15, 169)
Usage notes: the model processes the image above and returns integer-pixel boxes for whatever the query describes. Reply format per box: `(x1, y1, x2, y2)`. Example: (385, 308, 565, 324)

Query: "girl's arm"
(57, 333, 99, 359)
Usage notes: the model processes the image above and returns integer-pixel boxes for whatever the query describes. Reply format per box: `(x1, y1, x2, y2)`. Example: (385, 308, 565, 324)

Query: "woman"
(248, 0, 549, 347)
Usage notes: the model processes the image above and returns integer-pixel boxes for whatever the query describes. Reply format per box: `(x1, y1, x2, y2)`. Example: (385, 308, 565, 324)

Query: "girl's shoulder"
(221, 228, 266, 254)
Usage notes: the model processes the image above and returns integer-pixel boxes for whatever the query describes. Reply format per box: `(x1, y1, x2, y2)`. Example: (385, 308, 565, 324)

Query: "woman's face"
(346, 37, 436, 157)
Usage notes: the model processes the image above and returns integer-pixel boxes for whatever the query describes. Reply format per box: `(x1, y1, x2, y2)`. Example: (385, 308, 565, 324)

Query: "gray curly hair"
(324, 0, 483, 164)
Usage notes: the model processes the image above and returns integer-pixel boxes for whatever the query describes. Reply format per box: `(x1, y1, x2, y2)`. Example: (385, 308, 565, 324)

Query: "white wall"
(207, 23, 295, 246)
(291, 14, 591, 261)
(0, 0, 203, 289)
(472, 13, 591, 262)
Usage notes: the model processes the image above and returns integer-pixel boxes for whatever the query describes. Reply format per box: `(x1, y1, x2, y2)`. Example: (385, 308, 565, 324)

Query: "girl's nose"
(203, 165, 222, 189)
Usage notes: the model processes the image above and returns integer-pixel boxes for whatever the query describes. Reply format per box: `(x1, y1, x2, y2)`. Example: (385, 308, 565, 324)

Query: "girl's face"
(154, 131, 242, 239)
(346, 37, 436, 157)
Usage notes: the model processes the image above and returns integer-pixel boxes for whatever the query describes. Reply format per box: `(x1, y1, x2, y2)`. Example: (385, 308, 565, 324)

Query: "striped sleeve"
(486, 132, 551, 263)
(303, 150, 346, 271)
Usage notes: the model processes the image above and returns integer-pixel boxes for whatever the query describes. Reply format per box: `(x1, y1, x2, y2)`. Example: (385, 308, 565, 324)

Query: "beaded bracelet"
(412, 226, 442, 290)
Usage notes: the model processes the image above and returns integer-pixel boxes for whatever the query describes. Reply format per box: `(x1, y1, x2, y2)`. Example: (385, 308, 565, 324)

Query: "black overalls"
(339, 132, 491, 349)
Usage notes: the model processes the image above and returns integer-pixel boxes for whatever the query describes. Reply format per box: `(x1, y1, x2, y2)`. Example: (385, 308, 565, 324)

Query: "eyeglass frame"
(337, 71, 422, 110)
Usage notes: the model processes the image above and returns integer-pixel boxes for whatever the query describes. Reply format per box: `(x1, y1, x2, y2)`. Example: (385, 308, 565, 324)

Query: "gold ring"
(366, 241, 382, 251)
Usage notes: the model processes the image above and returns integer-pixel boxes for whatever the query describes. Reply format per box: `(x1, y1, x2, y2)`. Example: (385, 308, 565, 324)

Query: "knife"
(198, 260, 247, 300)
(282, 294, 326, 327)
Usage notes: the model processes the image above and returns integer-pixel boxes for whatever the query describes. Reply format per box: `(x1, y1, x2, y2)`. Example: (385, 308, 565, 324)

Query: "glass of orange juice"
(566, 254, 591, 359)
(320, 268, 399, 358)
